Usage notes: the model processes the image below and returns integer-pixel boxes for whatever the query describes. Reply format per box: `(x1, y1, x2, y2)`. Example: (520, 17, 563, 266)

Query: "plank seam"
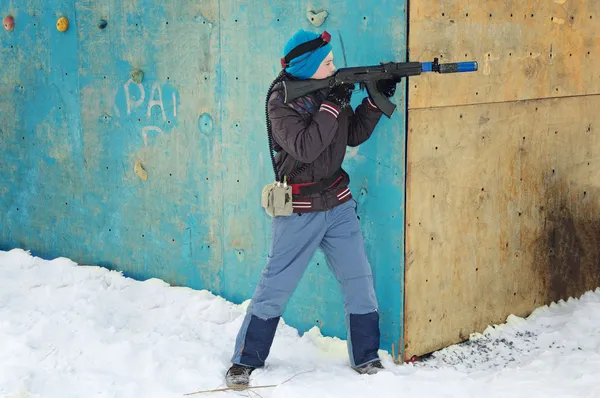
(218, 0, 225, 293)
(402, 0, 412, 363)
(408, 93, 600, 111)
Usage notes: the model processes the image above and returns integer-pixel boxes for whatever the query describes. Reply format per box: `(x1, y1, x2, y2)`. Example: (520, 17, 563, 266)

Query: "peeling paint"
(0, 0, 408, 360)
(483, 52, 500, 76)
(195, 13, 215, 28)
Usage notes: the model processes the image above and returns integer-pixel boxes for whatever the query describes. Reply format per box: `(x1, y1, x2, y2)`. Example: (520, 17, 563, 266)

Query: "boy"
(226, 29, 400, 389)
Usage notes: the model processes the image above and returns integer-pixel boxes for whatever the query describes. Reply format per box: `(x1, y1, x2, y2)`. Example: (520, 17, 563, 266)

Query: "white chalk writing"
(142, 126, 164, 147)
(119, 79, 179, 146)
(147, 83, 166, 121)
(173, 93, 177, 118)
(124, 79, 145, 116)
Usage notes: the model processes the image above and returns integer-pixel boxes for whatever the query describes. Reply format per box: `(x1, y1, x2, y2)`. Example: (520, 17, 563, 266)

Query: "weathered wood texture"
(406, 95, 600, 358)
(409, 1, 600, 109)
(405, 0, 600, 359)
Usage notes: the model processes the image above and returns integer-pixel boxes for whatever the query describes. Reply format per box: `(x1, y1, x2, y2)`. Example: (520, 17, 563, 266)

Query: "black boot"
(353, 359, 384, 375)
(225, 364, 256, 390)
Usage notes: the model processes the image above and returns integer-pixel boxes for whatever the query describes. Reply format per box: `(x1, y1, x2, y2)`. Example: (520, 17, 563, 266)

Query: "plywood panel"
(0, 0, 223, 289)
(408, 0, 600, 108)
(1, 0, 408, 358)
(404, 94, 600, 359)
(0, 0, 85, 257)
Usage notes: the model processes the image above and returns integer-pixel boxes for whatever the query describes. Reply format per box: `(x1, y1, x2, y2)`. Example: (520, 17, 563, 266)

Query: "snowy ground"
(1, 248, 600, 398)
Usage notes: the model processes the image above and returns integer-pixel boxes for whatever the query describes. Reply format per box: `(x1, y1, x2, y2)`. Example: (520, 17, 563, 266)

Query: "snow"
(1, 248, 600, 398)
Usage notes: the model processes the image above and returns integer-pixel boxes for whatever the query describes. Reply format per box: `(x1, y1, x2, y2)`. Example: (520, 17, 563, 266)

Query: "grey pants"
(231, 200, 380, 368)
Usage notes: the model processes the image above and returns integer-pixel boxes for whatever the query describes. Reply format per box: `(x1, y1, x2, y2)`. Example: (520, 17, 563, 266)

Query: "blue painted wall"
(0, 0, 407, 358)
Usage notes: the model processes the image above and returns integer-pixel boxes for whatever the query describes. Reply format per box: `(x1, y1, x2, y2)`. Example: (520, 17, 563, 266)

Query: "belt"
(290, 169, 344, 196)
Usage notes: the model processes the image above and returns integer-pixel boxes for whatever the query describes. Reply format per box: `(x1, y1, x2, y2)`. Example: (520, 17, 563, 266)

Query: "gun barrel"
(282, 59, 479, 105)
(422, 61, 478, 73)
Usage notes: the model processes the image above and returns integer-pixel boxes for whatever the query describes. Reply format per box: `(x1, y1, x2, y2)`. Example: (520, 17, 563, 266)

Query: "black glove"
(326, 83, 354, 108)
(376, 77, 402, 98)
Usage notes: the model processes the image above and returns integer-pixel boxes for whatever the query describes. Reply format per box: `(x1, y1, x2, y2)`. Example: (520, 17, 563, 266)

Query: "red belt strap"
(290, 169, 343, 195)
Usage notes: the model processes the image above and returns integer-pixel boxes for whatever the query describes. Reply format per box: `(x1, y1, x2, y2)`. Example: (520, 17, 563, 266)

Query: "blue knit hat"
(282, 29, 333, 79)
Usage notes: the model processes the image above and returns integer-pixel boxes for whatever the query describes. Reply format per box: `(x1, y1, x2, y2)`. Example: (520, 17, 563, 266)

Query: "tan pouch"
(261, 181, 293, 217)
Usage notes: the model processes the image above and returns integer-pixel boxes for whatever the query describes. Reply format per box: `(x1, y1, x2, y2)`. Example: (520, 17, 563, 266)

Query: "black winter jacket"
(268, 80, 384, 213)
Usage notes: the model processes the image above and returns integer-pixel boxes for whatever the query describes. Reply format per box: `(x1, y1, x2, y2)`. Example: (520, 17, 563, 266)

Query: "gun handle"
(365, 80, 396, 118)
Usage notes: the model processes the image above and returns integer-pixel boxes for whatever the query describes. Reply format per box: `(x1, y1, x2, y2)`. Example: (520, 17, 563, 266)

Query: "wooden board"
(408, 0, 600, 109)
(404, 94, 600, 359)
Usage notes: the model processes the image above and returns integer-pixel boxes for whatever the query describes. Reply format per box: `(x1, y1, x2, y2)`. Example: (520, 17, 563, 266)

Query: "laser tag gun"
(282, 57, 478, 118)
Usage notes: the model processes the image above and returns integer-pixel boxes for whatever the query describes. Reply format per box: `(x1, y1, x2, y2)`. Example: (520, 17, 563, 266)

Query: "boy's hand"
(326, 83, 354, 108)
(376, 77, 402, 98)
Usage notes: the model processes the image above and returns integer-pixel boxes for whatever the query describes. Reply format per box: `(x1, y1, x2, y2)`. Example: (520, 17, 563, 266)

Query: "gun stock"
(282, 78, 333, 103)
